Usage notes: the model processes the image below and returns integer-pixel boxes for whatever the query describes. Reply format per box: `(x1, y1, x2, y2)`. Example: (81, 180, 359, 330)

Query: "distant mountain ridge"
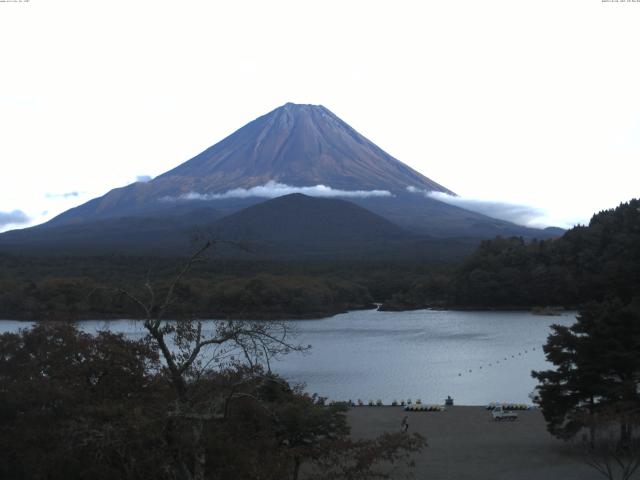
(0, 194, 478, 260)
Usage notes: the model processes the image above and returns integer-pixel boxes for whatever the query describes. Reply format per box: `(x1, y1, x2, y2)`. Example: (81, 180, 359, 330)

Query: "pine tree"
(532, 297, 640, 446)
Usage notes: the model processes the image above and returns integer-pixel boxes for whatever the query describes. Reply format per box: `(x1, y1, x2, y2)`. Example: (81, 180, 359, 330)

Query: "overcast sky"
(1, 0, 639, 232)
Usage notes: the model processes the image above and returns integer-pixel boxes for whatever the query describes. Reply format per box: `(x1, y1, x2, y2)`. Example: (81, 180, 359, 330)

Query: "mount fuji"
(0, 103, 560, 256)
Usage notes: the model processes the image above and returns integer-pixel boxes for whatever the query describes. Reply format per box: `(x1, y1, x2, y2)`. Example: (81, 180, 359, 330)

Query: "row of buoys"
(353, 399, 385, 406)
(404, 404, 445, 412)
(486, 402, 531, 411)
(457, 347, 538, 377)
(342, 399, 446, 407)
(349, 399, 428, 407)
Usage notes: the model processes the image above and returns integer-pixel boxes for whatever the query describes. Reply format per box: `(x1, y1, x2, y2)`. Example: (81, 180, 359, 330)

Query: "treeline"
(0, 274, 374, 321)
(0, 249, 444, 320)
(385, 198, 640, 309)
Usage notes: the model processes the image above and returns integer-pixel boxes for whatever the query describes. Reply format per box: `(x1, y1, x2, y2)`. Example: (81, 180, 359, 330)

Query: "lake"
(0, 309, 576, 405)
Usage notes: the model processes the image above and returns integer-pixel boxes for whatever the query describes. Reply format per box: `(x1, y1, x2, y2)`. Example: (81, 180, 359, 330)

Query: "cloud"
(0, 209, 31, 228)
(45, 191, 80, 199)
(136, 175, 152, 183)
(163, 181, 393, 202)
(407, 187, 556, 228)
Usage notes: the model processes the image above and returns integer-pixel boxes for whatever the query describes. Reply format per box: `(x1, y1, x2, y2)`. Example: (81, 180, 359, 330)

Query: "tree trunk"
(589, 396, 596, 449)
(620, 421, 631, 450)
(164, 416, 194, 480)
(292, 457, 301, 480)
(193, 419, 207, 480)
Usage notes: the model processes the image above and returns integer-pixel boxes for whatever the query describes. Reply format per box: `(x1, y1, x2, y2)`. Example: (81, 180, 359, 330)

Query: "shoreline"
(0, 305, 578, 323)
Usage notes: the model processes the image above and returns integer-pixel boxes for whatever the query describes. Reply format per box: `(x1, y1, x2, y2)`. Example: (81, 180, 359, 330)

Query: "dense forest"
(385, 199, 640, 310)
(0, 271, 376, 321)
(1, 198, 638, 319)
(0, 253, 436, 320)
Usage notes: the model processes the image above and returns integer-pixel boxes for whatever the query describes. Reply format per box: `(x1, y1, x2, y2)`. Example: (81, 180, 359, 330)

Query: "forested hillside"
(386, 199, 640, 309)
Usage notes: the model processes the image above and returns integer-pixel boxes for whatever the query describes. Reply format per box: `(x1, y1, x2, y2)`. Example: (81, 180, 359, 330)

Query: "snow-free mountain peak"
(157, 102, 452, 194)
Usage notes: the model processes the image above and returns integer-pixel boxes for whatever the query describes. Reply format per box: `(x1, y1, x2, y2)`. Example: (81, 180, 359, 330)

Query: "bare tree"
(119, 241, 308, 480)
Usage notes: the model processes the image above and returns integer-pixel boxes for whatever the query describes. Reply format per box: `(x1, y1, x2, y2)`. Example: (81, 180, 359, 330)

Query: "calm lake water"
(0, 309, 576, 405)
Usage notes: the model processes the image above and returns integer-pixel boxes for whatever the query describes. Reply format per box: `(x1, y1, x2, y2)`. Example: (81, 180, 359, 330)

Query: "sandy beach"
(347, 406, 612, 480)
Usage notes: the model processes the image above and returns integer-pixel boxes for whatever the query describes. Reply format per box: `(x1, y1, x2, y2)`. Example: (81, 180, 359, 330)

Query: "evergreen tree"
(532, 298, 640, 445)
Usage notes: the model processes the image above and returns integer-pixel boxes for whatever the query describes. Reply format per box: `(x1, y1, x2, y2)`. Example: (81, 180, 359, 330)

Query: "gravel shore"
(347, 406, 610, 480)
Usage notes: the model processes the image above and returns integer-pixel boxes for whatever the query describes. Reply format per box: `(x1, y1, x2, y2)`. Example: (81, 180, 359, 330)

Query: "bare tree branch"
(115, 240, 310, 480)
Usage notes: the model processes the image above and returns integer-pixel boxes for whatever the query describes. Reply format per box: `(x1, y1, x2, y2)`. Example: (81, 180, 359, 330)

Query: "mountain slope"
(210, 193, 409, 246)
(203, 194, 482, 260)
(0, 208, 223, 256)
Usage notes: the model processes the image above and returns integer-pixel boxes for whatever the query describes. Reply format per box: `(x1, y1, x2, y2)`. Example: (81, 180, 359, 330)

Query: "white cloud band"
(164, 181, 393, 201)
(407, 186, 562, 228)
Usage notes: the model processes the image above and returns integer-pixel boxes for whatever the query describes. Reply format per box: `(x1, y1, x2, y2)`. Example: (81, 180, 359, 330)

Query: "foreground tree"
(0, 322, 424, 480)
(532, 297, 640, 447)
(0, 322, 165, 480)
(205, 371, 425, 480)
